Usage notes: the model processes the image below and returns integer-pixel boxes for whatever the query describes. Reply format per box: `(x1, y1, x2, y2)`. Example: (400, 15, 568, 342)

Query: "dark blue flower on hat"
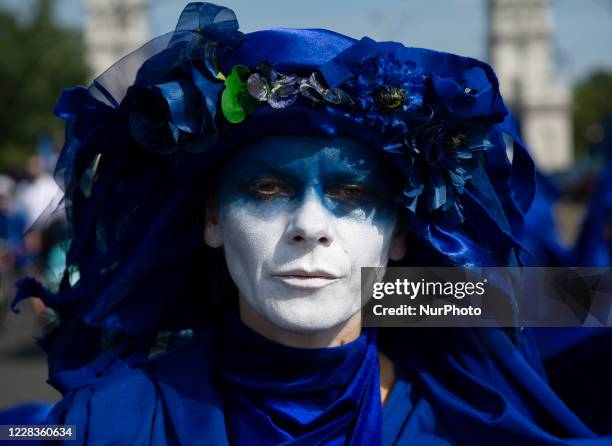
(432, 66, 502, 119)
(124, 63, 224, 154)
(386, 119, 495, 222)
(344, 52, 427, 133)
(121, 2, 242, 153)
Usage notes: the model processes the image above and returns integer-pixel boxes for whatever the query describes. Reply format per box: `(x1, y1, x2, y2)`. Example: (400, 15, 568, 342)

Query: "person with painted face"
(12, 3, 612, 445)
(206, 136, 407, 343)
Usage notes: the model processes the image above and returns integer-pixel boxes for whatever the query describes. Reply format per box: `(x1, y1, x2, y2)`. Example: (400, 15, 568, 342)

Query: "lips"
(278, 271, 338, 279)
(272, 270, 342, 289)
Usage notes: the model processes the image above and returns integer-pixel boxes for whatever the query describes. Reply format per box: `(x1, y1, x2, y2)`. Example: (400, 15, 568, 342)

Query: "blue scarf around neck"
(215, 311, 383, 446)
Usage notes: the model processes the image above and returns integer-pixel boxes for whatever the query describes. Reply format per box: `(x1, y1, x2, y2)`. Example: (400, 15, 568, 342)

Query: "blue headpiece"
(14, 3, 534, 391)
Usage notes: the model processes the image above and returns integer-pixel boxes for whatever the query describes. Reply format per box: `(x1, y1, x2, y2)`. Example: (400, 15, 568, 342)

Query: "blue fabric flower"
(318, 38, 506, 222)
(120, 3, 242, 153)
(386, 119, 495, 222)
(432, 66, 497, 118)
(124, 65, 223, 154)
(344, 53, 426, 133)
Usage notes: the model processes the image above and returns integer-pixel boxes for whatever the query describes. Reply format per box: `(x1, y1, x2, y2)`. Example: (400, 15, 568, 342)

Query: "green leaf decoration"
(221, 65, 257, 123)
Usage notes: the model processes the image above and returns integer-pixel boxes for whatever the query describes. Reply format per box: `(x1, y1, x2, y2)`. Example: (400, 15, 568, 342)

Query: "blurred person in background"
(10, 154, 65, 282)
(0, 171, 54, 433)
(15, 155, 60, 229)
(0, 174, 27, 272)
(0, 173, 27, 325)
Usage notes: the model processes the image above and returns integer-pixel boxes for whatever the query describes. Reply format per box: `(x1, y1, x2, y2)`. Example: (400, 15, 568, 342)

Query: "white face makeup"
(205, 136, 406, 333)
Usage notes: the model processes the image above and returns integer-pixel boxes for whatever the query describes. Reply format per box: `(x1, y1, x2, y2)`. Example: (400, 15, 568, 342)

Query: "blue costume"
(574, 115, 612, 267)
(574, 165, 612, 268)
(520, 172, 572, 267)
(11, 3, 612, 444)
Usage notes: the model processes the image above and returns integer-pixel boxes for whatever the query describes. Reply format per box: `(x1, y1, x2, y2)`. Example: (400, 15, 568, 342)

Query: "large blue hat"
(14, 2, 535, 390)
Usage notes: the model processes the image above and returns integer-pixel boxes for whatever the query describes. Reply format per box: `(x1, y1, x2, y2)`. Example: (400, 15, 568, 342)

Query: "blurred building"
(84, 0, 150, 79)
(488, 0, 572, 172)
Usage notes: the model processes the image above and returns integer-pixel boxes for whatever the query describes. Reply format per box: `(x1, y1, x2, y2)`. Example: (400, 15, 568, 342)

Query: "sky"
(2, 0, 612, 84)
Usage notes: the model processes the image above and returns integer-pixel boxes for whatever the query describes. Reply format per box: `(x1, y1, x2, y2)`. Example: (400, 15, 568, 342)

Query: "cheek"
(219, 203, 285, 266)
(336, 211, 397, 267)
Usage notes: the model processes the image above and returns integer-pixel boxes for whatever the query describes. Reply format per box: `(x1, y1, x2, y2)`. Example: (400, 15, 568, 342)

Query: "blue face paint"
(207, 135, 405, 332)
(218, 136, 400, 228)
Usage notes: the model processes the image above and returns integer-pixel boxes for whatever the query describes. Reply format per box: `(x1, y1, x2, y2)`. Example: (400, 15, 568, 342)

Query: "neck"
(237, 294, 397, 405)
(238, 294, 362, 348)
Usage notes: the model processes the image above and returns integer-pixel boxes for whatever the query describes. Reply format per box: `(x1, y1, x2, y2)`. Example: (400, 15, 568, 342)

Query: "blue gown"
(44, 327, 445, 445)
(43, 319, 612, 445)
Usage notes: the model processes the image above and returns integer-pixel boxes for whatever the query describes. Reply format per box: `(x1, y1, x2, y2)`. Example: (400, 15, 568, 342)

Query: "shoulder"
(48, 328, 219, 445)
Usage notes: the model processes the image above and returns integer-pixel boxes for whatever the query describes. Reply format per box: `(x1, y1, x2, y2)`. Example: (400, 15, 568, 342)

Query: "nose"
(285, 189, 335, 248)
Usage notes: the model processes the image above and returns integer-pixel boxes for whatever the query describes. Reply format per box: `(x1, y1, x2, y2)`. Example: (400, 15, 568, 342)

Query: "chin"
(262, 294, 360, 334)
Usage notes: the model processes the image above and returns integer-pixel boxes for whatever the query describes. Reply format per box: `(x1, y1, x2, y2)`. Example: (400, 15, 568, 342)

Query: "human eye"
(249, 177, 292, 199)
(326, 184, 370, 202)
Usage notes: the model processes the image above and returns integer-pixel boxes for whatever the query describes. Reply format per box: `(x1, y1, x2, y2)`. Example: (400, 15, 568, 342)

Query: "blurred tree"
(573, 70, 612, 160)
(0, 0, 89, 172)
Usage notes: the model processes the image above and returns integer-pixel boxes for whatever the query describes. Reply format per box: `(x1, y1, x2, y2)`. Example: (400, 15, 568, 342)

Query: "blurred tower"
(488, 0, 572, 172)
(85, 0, 150, 79)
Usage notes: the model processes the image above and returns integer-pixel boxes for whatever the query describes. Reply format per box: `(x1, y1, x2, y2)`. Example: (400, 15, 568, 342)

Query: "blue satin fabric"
(43, 323, 612, 445)
(380, 328, 612, 445)
(216, 311, 382, 446)
(531, 326, 612, 437)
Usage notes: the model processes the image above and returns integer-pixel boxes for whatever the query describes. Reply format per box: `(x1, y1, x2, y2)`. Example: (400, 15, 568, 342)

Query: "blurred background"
(0, 0, 611, 410)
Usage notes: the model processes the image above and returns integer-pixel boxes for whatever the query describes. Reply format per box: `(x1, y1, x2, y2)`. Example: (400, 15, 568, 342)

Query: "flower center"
(443, 131, 467, 150)
(373, 85, 406, 110)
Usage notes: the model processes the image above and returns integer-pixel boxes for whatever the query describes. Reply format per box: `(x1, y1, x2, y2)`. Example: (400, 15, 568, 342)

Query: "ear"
(388, 226, 408, 261)
(204, 207, 224, 248)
